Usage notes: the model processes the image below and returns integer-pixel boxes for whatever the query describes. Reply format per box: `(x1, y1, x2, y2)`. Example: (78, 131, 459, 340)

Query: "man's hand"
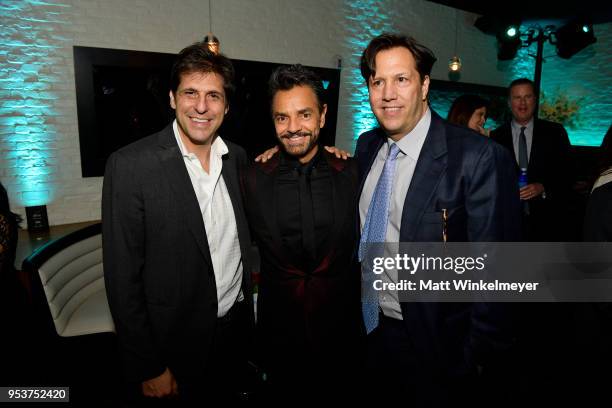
(254, 145, 279, 163)
(254, 145, 352, 163)
(142, 367, 178, 398)
(520, 182, 545, 200)
(323, 146, 351, 160)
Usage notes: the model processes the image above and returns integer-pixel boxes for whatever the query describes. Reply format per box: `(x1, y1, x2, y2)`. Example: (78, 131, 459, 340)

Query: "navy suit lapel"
(357, 129, 386, 196)
(399, 112, 448, 242)
(156, 127, 214, 270)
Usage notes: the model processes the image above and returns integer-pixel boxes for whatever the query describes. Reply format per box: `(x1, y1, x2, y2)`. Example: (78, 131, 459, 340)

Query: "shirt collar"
(280, 145, 323, 174)
(172, 119, 228, 159)
(511, 117, 534, 133)
(391, 107, 431, 160)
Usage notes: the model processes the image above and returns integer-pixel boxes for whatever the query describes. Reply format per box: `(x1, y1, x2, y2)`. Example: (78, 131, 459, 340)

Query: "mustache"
(280, 130, 312, 139)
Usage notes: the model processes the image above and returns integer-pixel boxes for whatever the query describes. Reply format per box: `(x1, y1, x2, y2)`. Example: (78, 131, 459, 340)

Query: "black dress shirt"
(276, 148, 333, 270)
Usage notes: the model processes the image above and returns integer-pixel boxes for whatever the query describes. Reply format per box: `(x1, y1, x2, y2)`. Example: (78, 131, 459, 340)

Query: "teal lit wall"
(342, 0, 393, 145)
(339, 14, 610, 148)
(0, 0, 71, 206)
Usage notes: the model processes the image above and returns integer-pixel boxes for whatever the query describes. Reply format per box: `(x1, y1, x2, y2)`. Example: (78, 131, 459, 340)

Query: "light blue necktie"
(359, 143, 400, 334)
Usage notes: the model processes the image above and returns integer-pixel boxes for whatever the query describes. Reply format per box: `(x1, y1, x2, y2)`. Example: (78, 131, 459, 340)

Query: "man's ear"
(421, 75, 430, 101)
(319, 104, 328, 128)
(169, 90, 176, 109)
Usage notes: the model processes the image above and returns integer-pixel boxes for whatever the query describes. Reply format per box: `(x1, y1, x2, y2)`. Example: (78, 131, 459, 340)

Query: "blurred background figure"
(584, 124, 612, 241)
(447, 94, 490, 136)
(576, 124, 612, 405)
(0, 181, 20, 279)
(0, 181, 28, 385)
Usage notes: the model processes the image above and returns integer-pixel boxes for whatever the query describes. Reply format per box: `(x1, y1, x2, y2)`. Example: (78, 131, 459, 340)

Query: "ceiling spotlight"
(555, 21, 596, 59)
(506, 26, 518, 38)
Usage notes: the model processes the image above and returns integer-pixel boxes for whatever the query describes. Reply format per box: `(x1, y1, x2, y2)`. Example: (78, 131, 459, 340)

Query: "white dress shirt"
(359, 109, 431, 319)
(173, 120, 243, 317)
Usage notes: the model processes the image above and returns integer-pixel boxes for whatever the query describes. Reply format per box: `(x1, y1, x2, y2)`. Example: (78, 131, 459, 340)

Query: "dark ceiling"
(427, 1, 612, 25)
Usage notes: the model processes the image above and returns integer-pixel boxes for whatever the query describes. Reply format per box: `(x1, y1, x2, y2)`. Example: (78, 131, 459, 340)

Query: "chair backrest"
(22, 223, 115, 337)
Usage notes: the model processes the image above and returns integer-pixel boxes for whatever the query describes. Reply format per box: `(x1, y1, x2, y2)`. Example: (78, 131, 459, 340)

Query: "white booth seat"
(23, 223, 115, 337)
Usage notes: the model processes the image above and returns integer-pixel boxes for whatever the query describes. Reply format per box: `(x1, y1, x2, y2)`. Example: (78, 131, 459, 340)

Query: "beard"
(279, 130, 318, 158)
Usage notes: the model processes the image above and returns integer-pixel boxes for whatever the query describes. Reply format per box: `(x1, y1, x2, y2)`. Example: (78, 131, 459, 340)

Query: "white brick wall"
(1, 0, 610, 225)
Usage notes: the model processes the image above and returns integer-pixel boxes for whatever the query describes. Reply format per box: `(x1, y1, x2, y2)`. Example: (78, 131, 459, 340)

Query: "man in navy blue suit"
(356, 33, 521, 406)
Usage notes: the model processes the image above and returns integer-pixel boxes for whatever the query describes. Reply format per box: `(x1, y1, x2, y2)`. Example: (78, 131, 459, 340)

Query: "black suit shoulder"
(584, 181, 612, 241)
(224, 138, 248, 163)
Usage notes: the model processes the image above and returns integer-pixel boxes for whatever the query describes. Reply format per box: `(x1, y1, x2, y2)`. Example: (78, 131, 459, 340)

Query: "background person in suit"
(241, 64, 363, 399)
(102, 42, 254, 403)
(490, 78, 573, 241)
(356, 33, 521, 406)
(447, 94, 491, 136)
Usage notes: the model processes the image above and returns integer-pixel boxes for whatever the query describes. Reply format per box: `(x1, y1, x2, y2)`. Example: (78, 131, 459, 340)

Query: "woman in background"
(0, 181, 21, 278)
(447, 94, 490, 136)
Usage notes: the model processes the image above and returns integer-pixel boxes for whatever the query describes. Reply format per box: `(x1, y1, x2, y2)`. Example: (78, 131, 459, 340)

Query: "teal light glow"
(342, 0, 393, 150)
(582, 25, 590, 33)
(0, 0, 70, 206)
(506, 27, 518, 38)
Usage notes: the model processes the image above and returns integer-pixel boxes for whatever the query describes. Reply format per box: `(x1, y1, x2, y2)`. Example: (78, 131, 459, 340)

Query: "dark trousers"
(363, 313, 482, 408)
(124, 302, 252, 407)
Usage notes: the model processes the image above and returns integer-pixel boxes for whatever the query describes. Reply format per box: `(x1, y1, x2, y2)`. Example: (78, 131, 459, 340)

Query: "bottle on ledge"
(518, 168, 528, 188)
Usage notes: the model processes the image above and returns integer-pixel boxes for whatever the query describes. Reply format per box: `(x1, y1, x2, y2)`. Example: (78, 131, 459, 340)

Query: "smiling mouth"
(190, 117, 211, 123)
(282, 133, 310, 145)
(382, 107, 402, 112)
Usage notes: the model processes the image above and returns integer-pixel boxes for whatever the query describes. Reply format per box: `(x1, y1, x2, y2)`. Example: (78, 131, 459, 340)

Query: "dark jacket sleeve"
(102, 151, 166, 383)
(465, 139, 522, 242)
(465, 140, 521, 367)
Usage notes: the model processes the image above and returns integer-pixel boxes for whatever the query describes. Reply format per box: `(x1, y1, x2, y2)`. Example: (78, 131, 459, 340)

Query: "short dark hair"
(360, 33, 437, 84)
(447, 94, 489, 127)
(170, 41, 235, 102)
(268, 64, 326, 112)
(509, 78, 535, 95)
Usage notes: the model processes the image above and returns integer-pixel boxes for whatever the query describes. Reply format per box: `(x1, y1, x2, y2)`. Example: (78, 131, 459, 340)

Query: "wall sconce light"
(205, 0, 220, 54)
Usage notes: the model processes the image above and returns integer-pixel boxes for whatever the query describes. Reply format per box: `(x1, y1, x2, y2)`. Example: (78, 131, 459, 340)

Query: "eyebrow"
(273, 108, 313, 116)
(371, 72, 410, 80)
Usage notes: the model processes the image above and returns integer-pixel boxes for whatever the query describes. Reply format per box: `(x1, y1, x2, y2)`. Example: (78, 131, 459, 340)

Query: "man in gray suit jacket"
(102, 42, 253, 403)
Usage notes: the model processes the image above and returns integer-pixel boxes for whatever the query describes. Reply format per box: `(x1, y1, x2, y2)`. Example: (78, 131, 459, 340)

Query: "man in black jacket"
(242, 64, 363, 398)
(102, 42, 254, 403)
(491, 78, 572, 241)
